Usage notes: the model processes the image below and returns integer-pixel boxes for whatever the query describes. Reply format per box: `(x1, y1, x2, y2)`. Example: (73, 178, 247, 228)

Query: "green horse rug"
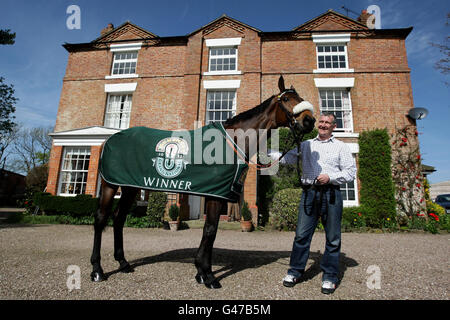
(100, 122, 249, 202)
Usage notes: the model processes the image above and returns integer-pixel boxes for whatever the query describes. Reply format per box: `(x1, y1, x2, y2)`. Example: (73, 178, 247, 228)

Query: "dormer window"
(106, 42, 142, 79)
(312, 34, 353, 73)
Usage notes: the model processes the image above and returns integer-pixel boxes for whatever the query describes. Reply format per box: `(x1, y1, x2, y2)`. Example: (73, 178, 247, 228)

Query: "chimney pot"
(100, 23, 114, 36)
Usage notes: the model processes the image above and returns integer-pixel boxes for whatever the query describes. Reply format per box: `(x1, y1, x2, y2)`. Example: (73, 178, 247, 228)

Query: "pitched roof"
(188, 14, 261, 36)
(293, 9, 369, 31)
(92, 21, 158, 43)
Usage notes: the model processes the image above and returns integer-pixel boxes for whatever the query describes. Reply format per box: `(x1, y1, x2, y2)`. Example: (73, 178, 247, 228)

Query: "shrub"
(241, 201, 252, 221)
(426, 200, 446, 216)
(358, 129, 396, 227)
(33, 192, 99, 217)
(146, 192, 167, 224)
(168, 204, 179, 221)
(269, 188, 302, 231)
(341, 206, 366, 231)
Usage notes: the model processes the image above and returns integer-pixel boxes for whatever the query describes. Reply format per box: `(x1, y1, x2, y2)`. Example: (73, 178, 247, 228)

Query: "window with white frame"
(340, 153, 358, 207)
(111, 51, 138, 76)
(104, 94, 132, 129)
(319, 89, 353, 132)
(206, 90, 236, 124)
(341, 180, 356, 202)
(209, 47, 237, 72)
(316, 44, 348, 70)
(312, 34, 352, 73)
(58, 147, 91, 195)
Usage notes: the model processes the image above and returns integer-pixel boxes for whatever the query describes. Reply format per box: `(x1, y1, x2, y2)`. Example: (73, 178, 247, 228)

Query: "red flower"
(420, 198, 424, 203)
(416, 213, 425, 217)
(429, 213, 439, 221)
(357, 212, 362, 217)
(415, 131, 419, 136)
(402, 187, 406, 191)
(417, 155, 421, 160)
(416, 183, 421, 188)
(400, 142, 405, 147)
(402, 138, 407, 142)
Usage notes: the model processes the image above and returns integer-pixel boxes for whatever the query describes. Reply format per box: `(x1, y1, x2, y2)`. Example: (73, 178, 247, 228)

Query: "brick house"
(46, 9, 418, 223)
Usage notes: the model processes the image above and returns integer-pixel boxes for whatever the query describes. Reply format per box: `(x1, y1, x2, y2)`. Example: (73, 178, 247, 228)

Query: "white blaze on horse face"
(293, 101, 314, 117)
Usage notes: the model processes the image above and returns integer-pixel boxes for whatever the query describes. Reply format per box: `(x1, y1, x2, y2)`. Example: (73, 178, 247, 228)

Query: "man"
(279, 112, 356, 294)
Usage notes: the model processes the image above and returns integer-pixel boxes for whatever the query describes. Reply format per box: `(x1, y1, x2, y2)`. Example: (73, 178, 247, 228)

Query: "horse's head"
(275, 76, 315, 134)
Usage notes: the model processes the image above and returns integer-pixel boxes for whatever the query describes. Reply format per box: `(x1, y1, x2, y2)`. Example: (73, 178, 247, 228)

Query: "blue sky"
(0, 0, 448, 183)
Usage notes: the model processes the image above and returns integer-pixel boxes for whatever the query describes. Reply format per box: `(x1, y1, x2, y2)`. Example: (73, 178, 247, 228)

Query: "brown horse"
(90, 76, 315, 288)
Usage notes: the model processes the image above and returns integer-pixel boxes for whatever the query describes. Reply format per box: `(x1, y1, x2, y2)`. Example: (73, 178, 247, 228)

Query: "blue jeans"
(287, 186, 343, 284)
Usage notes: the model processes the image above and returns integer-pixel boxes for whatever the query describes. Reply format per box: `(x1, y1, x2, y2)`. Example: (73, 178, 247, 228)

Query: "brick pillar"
(85, 146, 101, 197)
(46, 145, 63, 195)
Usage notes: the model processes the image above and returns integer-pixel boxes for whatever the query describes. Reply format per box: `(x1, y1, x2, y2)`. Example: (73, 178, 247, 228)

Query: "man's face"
(317, 115, 336, 138)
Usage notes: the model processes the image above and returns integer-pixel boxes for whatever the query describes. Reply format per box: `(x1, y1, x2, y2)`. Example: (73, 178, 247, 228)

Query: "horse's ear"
(278, 76, 285, 92)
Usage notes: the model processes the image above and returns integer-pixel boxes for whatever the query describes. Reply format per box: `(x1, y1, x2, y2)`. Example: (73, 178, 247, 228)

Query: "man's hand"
(316, 174, 330, 185)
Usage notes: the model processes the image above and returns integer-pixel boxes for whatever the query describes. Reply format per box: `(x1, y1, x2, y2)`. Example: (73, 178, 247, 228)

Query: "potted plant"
(168, 204, 180, 231)
(240, 201, 253, 232)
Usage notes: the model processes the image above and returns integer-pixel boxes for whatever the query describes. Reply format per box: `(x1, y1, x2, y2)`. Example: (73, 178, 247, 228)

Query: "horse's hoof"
(195, 274, 221, 289)
(205, 279, 222, 289)
(90, 271, 106, 282)
(119, 262, 134, 273)
(195, 274, 205, 284)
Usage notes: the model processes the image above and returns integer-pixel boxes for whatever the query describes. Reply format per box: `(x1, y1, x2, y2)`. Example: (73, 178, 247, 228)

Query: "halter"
(276, 90, 313, 179)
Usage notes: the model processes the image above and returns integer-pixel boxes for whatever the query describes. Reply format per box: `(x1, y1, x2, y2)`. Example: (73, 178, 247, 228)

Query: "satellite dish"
(408, 107, 429, 120)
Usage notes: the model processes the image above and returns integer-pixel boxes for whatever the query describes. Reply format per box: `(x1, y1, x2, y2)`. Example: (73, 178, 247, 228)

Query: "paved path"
(0, 224, 448, 300)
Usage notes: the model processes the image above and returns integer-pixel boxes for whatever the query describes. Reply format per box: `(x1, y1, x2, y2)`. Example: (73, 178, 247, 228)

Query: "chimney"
(357, 10, 375, 27)
(100, 23, 114, 36)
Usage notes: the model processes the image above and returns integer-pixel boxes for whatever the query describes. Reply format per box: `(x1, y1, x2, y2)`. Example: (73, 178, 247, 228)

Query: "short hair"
(320, 112, 337, 124)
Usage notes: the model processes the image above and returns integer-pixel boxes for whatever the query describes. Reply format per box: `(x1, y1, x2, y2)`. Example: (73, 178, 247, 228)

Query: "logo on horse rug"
(152, 137, 189, 179)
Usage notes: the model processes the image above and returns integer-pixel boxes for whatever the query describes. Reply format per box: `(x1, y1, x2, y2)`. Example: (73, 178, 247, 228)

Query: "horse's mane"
(224, 95, 275, 126)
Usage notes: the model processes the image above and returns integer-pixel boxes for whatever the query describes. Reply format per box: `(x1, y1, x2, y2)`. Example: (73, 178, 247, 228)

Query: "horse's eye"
(283, 97, 288, 102)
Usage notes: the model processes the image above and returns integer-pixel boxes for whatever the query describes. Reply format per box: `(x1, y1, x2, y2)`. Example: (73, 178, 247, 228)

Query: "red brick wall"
(86, 146, 101, 196)
(46, 145, 63, 195)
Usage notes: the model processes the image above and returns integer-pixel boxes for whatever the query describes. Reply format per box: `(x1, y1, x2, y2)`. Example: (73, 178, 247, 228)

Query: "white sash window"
(58, 147, 91, 196)
(206, 90, 236, 124)
(104, 94, 132, 129)
(319, 89, 354, 132)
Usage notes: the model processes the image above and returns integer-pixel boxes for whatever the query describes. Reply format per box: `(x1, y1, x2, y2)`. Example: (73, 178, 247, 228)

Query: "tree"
(0, 28, 17, 165)
(431, 13, 449, 86)
(0, 29, 15, 45)
(0, 78, 18, 166)
(11, 126, 53, 174)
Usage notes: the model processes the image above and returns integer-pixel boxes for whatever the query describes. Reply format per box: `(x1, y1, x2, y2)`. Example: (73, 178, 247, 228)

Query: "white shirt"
(269, 135, 356, 185)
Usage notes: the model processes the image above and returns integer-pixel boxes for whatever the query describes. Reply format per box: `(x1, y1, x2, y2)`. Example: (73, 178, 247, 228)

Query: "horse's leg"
(90, 180, 118, 282)
(113, 186, 138, 273)
(195, 197, 223, 289)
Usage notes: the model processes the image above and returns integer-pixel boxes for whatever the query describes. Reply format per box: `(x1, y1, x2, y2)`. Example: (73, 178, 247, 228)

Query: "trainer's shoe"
(321, 280, 336, 294)
(282, 274, 300, 288)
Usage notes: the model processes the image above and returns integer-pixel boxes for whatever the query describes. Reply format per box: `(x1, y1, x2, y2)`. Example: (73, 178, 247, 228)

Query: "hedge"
(358, 129, 396, 227)
(33, 192, 100, 217)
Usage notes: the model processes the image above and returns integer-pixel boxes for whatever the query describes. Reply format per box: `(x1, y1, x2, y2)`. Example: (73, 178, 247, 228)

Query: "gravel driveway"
(0, 223, 448, 300)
